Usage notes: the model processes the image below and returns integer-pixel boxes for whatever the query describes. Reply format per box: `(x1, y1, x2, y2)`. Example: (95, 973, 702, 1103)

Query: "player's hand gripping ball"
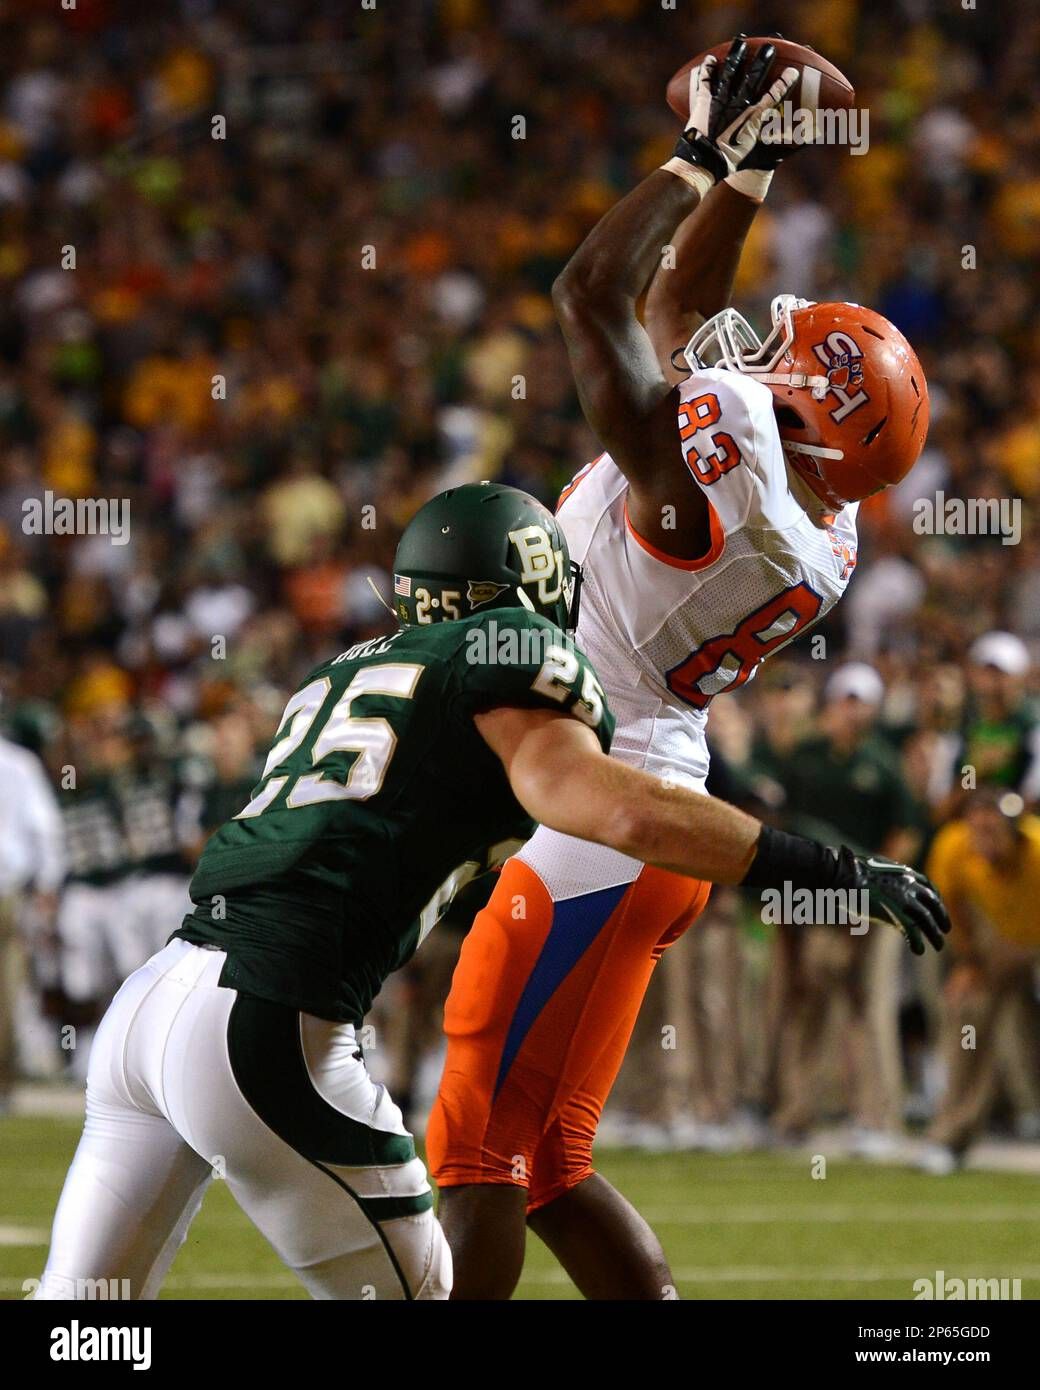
(669, 36, 799, 183)
(668, 34, 855, 170)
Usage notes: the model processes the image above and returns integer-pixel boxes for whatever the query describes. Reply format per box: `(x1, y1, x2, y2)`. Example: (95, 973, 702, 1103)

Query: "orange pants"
(427, 857, 710, 1212)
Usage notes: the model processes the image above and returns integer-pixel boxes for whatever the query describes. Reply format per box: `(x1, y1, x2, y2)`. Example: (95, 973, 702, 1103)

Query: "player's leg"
(428, 852, 567, 1298)
(442, 861, 708, 1302)
(128, 872, 194, 960)
(436, 1185, 529, 1300)
(524, 873, 710, 1299)
(526, 1017, 673, 1300)
(429, 830, 708, 1297)
(528, 1174, 673, 1300)
(36, 951, 214, 1300)
(164, 978, 450, 1300)
(110, 875, 166, 983)
(56, 883, 115, 1080)
(0, 894, 21, 1110)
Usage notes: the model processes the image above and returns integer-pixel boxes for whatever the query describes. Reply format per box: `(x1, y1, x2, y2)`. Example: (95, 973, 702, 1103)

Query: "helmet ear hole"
(774, 405, 807, 430)
(862, 416, 888, 446)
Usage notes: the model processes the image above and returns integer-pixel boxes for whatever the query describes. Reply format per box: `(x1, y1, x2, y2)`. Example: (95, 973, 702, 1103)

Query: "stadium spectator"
(0, 726, 65, 1111)
(919, 790, 1040, 1172)
(959, 632, 1040, 801)
(769, 664, 921, 1150)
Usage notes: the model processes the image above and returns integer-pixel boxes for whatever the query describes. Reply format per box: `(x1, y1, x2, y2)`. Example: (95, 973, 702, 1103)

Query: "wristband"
(739, 824, 845, 894)
(659, 158, 715, 199)
(724, 167, 774, 202)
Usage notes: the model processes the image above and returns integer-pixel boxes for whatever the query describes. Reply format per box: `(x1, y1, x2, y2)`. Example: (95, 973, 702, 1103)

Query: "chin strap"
(781, 439, 845, 461)
(757, 371, 830, 400)
(365, 574, 396, 616)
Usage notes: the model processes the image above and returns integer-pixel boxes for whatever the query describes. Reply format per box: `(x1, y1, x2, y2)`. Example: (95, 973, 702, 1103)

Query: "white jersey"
(557, 367, 859, 786)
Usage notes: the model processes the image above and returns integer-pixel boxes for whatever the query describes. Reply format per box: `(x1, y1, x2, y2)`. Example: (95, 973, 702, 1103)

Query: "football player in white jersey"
(429, 40, 933, 1297)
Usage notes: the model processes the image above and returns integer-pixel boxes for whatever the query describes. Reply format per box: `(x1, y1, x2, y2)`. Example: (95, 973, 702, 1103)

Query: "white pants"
(58, 882, 146, 1003)
(36, 940, 451, 1300)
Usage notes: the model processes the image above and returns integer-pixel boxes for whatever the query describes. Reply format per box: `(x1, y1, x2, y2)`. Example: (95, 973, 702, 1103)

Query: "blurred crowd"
(1, 0, 1038, 1167)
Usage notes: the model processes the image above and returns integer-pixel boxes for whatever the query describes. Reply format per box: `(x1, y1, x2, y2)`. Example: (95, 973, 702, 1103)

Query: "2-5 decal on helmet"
(393, 481, 582, 631)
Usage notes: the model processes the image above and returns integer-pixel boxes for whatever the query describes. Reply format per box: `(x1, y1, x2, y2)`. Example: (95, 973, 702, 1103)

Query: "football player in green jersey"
(36, 482, 949, 1301)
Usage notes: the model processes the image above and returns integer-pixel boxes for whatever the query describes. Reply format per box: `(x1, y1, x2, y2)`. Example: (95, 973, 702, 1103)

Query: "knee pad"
(385, 1209, 452, 1301)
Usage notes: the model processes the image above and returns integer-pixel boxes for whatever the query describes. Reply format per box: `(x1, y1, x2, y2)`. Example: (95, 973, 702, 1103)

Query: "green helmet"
(393, 481, 581, 630)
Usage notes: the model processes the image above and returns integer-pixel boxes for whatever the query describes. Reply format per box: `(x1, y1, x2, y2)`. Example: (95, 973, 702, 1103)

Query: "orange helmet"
(684, 296, 929, 512)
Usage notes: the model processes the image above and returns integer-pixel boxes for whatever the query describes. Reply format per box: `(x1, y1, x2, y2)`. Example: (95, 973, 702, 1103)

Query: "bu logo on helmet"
(509, 524, 565, 604)
(813, 331, 869, 424)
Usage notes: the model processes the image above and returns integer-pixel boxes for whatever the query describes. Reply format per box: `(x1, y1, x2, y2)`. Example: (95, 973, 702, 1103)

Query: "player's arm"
(479, 706, 759, 882)
(551, 168, 697, 475)
(475, 705, 951, 956)
(641, 43, 791, 383)
(551, 44, 796, 488)
(642, 182, 764, 384)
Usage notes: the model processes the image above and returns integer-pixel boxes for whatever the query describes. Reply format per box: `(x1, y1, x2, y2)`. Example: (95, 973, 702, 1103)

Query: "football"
(666, 36, 855, 124)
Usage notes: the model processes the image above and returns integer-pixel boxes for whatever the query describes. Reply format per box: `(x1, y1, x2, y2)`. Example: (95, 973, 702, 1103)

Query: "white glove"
(662, 49, 798, 196)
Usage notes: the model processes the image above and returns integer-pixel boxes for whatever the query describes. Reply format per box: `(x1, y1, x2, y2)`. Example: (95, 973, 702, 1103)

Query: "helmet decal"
(508, 525, 565, 605)
(812, 331, 869, 422)
(466, 579, 510, 608)
(393, 483, 578, 629)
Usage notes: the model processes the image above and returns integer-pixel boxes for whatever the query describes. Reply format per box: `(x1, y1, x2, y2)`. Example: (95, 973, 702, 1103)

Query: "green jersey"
(61, 777, 129, 886)
(176, 609, 613, 1022)
(780, 733, 917, 854)
(116, 762, 189, 876)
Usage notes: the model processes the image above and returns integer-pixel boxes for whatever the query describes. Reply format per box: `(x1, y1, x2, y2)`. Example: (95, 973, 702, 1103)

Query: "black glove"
(835, 847, 951, 956)
(741, 825, 951, 956)
(710, 37, 776, 141)
(671, 35, 798, 184)
(729, 33, 813, 171)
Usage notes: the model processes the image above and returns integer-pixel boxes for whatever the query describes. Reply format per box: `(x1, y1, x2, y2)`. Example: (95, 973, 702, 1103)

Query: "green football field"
(2, 1115, 1037, 1300)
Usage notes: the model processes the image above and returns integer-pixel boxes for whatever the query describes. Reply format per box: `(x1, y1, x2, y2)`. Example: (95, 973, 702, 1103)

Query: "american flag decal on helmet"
(394, 575, 411, 597)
